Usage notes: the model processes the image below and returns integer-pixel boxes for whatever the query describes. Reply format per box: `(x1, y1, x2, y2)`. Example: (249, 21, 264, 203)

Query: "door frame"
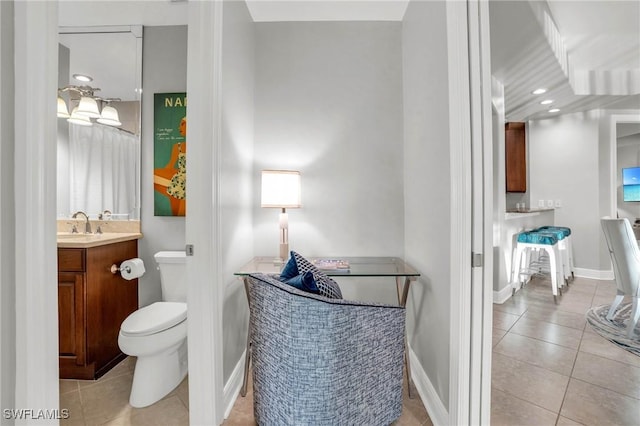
(15, 0, 492, 423)
(446, 0, 493, 424)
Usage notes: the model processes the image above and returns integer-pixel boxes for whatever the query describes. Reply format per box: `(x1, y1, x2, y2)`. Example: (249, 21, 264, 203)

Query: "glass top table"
(234, 256, 420, 278)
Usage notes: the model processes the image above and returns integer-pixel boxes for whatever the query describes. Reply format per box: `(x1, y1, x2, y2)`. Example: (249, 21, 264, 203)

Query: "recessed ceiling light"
(548, 108, 560, 113)
(540, 99, 554, 105)
(532, 88, 547, 95)
(73, 73, 93, 83)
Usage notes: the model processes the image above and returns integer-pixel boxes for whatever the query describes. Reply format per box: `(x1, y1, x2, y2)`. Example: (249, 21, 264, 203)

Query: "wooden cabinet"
(58, 240, 138, 379)
(505, 122, 527, 192)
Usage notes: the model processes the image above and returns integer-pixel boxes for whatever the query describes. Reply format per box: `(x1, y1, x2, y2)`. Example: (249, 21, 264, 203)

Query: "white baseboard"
(223, 351, 246, 419)
(408, 347, 448, 426)
(493, 284, 513, 304)
(574, 267, 613, 281)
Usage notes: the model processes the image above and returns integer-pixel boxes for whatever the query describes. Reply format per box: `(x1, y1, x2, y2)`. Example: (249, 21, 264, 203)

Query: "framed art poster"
(153, 92, 187, 216)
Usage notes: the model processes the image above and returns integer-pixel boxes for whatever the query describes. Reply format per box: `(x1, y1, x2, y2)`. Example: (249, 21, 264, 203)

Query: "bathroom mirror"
(57, 25, 142, 220)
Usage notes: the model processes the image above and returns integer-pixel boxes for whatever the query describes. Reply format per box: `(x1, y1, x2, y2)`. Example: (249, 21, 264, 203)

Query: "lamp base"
(279, 243, 289, 263)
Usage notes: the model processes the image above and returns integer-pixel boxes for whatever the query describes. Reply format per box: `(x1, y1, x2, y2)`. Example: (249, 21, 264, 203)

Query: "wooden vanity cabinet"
(505, 122, 527, 192)
(58, 240, 138, 379)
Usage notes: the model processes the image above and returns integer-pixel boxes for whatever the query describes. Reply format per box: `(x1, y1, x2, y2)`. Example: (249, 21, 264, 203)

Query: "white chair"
(600, 217, 640, 338)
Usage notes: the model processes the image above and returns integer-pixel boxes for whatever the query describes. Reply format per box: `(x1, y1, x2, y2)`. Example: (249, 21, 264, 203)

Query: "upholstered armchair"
(246, 273, 406, 425)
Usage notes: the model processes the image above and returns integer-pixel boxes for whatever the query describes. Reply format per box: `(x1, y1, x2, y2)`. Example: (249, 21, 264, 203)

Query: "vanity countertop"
(57, 232, 142, 248)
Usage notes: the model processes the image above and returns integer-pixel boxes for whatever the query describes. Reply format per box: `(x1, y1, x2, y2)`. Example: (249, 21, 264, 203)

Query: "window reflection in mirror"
(57, 26, 142, 220)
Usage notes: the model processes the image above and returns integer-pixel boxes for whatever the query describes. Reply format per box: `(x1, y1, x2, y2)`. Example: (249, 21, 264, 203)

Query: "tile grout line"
(554, 281, 597, 426)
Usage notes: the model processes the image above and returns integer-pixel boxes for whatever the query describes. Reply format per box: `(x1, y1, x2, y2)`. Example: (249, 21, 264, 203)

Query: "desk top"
(235, 256, 420, 278)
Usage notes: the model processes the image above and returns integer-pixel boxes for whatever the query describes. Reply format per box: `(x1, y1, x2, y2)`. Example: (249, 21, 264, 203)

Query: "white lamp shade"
(57, 97, 70, 118)
(67, 107, 93, 126)
(75, 96, 101, 118)
(261, 170, 301, 208)
(97, 105, 122, 126)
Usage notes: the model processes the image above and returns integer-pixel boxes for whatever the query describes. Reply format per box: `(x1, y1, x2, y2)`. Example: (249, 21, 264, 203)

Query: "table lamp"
(261, 170, 301, 262)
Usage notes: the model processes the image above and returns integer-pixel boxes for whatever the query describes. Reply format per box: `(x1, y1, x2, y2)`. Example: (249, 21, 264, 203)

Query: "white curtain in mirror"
(69, 124, 140, 218)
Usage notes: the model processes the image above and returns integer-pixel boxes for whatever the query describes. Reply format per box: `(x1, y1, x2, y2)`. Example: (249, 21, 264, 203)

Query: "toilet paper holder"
(110, 263, 131, 274)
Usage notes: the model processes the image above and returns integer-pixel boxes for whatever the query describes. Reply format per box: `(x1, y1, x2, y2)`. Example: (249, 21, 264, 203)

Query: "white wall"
(528, 111, 601, 271)
(139, 26, 188, 307)
(492, 78, 508, 293)
(253, 22, 405, 267)
(219, 0, 255, 383)
(402, 0, 451, 410)
(616, 133, 640, 220)
(0, 0, 16, 419)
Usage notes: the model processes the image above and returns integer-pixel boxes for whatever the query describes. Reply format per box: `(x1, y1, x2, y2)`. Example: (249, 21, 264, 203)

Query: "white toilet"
(118, 251, 188, 408)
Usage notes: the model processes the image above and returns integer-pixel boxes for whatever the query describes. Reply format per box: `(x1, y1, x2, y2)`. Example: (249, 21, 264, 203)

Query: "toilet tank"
(154, 251, 187, 302)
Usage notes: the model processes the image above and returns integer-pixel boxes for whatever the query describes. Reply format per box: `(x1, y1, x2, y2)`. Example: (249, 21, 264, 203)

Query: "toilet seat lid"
(121, 302, 187, 336)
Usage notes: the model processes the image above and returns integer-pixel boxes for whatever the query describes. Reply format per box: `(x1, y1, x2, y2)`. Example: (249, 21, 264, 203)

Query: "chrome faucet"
(72, 211, 92, 234)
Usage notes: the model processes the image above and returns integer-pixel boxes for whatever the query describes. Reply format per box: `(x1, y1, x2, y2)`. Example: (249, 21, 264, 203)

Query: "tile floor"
(60, 275, 639, 425)
(60, 357, 189, 426)
(223, 373, 431, 426)
(60, 358, 430, 425)
(491, 275, 640, 426)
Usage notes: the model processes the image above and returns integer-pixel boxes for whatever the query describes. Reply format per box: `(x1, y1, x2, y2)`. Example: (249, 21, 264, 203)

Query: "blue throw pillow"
(280, 255, 300, 281)
(279, 251, 343, 299)
(283, 271, 320, 294)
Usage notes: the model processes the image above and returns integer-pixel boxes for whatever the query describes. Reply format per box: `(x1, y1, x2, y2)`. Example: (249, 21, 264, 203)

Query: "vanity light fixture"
(67, 107, 93, 126)
(532, 88, 547, 95)
(76, 96, 101, 118)
(58, 85, 122, 128)
(96, 105, 122, 127)
(540, 99, 554, 105)
(548, 108, 560, 113)
(57, 97, 70, 118)
(261, 170, 302, 262)
(73, 73, 93, 83)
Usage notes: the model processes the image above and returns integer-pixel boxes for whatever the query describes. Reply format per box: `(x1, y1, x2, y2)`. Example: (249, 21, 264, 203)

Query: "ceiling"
(60, 0, 638, 123)
(489, 0, 639, 122)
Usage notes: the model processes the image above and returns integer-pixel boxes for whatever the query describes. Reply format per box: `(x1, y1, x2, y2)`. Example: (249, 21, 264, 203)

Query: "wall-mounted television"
(623, 167, 640, 202)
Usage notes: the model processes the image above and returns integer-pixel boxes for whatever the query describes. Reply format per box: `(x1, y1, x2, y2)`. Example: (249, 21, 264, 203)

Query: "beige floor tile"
(556, 415, 585, 425)
(493, 299, 529, 316)
(563, 279, 597, 295)
(80, 373, 135, 424)
(522, 306, 587, 330)
(591, 295, 615, 307)
(492, 328, 508, 348)
(491, 387, 558, 426)
(560, 379, 640, 426)
(594, 281, 618, 297)
(553, 297, 594, 315)
(172, 376, 189, 409)
(579, 329, 640, 368)
(60, 379, 79, 396)
(494, 333, 578, 376)
(509, 316, 584, 349)
(491, 352, 569, 413)
(493, 310, 521, 331)
(60, 390, 85, 426)
(102, 395, 189, 426)
(571, 352, 640, 399)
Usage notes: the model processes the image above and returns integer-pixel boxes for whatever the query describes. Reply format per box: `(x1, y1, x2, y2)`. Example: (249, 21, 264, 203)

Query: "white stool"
(511, 230, 565, 300)
(536, 226, 574, 281)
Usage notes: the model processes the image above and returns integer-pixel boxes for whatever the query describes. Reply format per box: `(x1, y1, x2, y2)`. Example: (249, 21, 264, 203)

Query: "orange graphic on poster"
(154, 117, 187, 216)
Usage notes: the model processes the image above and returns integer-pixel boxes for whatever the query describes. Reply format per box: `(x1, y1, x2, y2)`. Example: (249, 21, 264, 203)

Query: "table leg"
(396, 276, 413, 398)
(241, 277, 251, 397)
